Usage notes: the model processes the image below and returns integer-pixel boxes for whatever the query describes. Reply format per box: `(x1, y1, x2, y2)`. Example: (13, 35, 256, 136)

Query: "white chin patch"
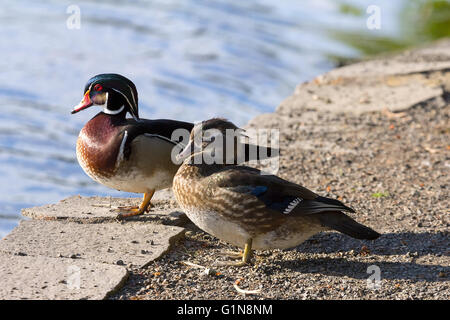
(103, 105, 125, 115)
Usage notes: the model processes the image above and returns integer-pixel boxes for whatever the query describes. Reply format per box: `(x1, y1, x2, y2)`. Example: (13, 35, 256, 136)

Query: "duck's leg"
(215, 239, 253, 267)
(116, 190, 155, 219)
(219, 250, 243, 259)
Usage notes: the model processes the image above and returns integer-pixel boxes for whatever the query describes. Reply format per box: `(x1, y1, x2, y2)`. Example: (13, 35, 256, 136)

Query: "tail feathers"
(297, 196, 355, 215)
(318, 212, 380, 240)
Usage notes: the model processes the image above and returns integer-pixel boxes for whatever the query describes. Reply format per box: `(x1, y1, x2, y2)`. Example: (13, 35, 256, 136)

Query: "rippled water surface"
(0, 0, 419, 237)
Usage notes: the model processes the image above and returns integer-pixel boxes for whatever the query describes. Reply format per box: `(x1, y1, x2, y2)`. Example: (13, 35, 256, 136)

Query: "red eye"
(93, 84, 103, 91)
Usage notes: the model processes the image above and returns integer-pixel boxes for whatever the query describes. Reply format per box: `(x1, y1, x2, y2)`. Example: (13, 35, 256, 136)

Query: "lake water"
(0, 0, 429, 237)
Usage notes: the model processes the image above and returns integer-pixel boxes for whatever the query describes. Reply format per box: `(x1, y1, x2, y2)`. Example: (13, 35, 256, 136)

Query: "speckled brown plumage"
(173, 119, 380, 253)
(173, 163, 328, 249)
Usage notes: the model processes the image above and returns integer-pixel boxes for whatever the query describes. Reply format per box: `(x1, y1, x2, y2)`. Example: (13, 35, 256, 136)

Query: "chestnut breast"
(76, 113, 124, 180)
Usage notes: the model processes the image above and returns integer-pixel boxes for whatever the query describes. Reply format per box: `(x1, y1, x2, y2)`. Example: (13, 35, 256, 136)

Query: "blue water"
(0, 0, 405, 238)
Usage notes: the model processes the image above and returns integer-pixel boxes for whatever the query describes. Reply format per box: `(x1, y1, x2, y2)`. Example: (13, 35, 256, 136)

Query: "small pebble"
(202, 268, 216, 276)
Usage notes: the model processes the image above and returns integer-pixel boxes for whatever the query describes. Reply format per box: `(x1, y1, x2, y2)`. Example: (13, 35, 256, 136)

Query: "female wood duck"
(173, 118, 380, 266)
(71, 73, 194, 218)
(72, 74, 278, 219)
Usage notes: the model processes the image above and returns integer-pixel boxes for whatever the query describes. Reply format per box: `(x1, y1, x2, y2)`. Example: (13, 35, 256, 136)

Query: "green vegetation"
(339, 3, 364, 16)
(331, 0, 450, 59)
(371, 191, 390, 198)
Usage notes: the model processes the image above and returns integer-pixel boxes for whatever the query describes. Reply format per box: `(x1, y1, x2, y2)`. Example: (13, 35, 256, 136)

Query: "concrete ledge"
(22, 194, 188, 226)
(0, 220, 185, 268)
(1, 195, 187, 299)
(0, 253, 128, 300)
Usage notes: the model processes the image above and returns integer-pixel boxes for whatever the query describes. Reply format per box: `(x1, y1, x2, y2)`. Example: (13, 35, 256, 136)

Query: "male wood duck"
(71, 73, 194, 218)
(173, 118, 380, 266)
(72, 74, 278, 219)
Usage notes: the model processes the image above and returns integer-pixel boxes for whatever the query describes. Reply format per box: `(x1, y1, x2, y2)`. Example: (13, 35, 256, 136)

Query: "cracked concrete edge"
(103, 269, 130, 300)
(21, 193, 189, 227)
(140, 227, 186, 269)
(0, 220, 186, 269)
(0, 218, 184, 299)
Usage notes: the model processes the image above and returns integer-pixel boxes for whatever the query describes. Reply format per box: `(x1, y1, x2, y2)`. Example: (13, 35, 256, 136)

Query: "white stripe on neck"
(115, 130, 128, 168)
(103, 105, 125, 115)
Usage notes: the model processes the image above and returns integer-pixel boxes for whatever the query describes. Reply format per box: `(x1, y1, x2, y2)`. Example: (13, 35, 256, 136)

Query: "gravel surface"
(110, 88, 449, 300)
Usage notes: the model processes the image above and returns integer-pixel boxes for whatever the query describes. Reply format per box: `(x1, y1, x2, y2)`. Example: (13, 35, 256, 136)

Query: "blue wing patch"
(250, 186, 268, 196)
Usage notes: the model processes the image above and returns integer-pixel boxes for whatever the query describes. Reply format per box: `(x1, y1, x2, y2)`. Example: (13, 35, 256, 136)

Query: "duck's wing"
(211, 166, 354, 216)
(125, 118, 194, 140)
(121, 119, 194, 160)
(210, 166, 380, 240)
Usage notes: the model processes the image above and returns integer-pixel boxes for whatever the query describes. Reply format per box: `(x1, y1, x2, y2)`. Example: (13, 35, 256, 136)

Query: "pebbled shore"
(111, 40, 450, 300)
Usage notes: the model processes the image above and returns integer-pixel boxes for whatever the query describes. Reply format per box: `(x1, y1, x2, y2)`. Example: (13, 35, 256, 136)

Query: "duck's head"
(71, 73, 139, 120)
(176, 118, 245, 163)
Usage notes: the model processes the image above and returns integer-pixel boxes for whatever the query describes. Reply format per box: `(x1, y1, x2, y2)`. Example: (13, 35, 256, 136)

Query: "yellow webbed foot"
(116, 190, 154, 220)
(214, 239, 253, 267)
